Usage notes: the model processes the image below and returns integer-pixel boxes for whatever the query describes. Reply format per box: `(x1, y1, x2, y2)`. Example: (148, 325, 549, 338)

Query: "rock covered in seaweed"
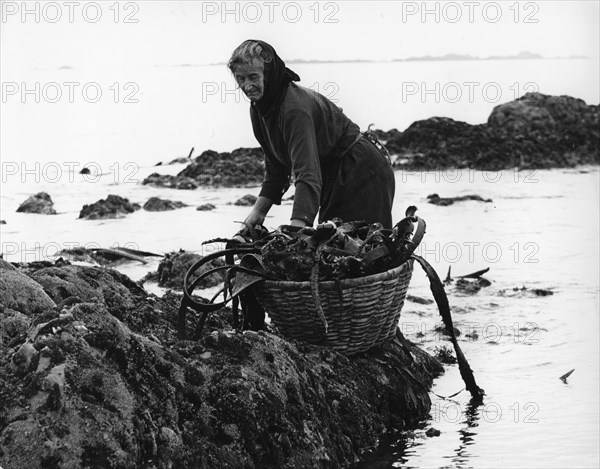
(383, 92, 599, 169)
(143, 148, 265, 189)
(196, 203, 216, 211)
(143, 197, 188, 211)
(79, 194, 141, 220)
(142, 250, 226, 290)
(233, 194, 258, 206)
(0, 260, 442, 468)
(16, 192, 57, 215)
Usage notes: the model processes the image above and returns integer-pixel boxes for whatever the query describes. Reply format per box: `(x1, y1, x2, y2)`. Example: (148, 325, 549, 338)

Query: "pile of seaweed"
(217, 207, 423, 283)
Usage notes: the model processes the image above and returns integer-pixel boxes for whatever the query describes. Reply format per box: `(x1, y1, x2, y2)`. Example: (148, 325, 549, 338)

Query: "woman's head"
(228, 40, 273, 102)
(228, 40, 300, 112)
(228, 40, 273, 72)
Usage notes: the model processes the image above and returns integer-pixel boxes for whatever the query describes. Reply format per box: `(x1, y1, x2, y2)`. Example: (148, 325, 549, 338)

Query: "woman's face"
(233, 59, 265, 102)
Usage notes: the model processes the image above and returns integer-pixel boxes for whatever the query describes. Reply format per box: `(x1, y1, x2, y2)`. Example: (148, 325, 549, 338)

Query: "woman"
(229, 40, 395, 229)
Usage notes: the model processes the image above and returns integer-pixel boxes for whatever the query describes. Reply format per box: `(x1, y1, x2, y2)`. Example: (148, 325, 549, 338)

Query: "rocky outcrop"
(381, 93, 599, 169)
(16, 192, 57, 215)
(79, 195, 141, 220)
(140, 94, 597, 193)
(143, 197, 188, 211)
(0, 260, 443, 468)
(196, 203, 216, 211)
(142, 250, 226, 290)
(143, 148, 265, 189)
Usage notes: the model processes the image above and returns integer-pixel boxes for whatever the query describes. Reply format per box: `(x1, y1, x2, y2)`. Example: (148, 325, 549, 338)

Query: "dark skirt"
(319, 138, 395, 229)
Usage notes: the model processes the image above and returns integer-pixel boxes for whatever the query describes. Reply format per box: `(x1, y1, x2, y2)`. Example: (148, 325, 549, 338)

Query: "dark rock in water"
(196, 203, 216, 211)
(234, 194, 258, 206)
(142, 172, 199, 190)
(425, 427, 441, 437)
(488, 93, 592, 136)
(79, 167, 90, 175)
(143, 197, 187, 211)
(454, 277, 492, 294)
(154, 161, 163, 166)
(407, 294, 434, 305)
(16, 192, 57, 215)
(427, 193, 493, 206)
(384, 93, 599, 169)
(79, 194, 141, 220)
(386, 117, 493, 168)
(498, 286, 555, 298)
(0, 259, 443, 468)
(143, 147, 265, 189)
(142, 250, 226, 290)
(179, 148, 264, 186)
(1, 220, 6, 224)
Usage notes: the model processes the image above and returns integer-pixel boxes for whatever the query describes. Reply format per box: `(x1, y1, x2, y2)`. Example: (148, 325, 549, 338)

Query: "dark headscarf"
(249, 40, 300, 115)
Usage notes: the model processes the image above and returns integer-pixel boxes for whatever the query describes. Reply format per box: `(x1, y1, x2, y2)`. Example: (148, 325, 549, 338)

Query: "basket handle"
(178, 245, 270, 339)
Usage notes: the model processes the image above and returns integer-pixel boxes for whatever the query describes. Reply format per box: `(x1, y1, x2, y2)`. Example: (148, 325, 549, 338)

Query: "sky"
(1, 0, 599, 72)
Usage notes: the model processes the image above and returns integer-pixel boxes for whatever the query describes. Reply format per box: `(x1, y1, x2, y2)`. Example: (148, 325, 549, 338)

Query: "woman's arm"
(281, 108, 322, 226)
(251, 107, 290, 204)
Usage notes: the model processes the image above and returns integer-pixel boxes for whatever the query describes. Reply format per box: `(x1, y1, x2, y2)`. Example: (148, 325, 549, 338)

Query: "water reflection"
(354, 397, 484, 468)
(448, 398, 482, 468)
(353, 430, 423, 468)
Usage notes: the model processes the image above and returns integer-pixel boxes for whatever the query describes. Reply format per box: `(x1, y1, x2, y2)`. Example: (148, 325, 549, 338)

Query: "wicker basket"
(253, 259, 414, 355)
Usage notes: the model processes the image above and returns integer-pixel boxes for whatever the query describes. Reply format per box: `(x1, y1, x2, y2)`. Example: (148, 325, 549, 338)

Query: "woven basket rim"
(261, 258, 413, 290)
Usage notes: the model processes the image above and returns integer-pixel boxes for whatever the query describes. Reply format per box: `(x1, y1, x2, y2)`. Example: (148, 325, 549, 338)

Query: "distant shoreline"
(49, 55, 592, 70)
(203, 53, 589, 67)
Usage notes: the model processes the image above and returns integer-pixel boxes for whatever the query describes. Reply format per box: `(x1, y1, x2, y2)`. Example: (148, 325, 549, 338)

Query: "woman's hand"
(243, 196, 273, 228)
(244, 209, 265, 228)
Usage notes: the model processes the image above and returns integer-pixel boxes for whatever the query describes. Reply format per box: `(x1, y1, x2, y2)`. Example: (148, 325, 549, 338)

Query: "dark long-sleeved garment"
(251, 82, 395, 228)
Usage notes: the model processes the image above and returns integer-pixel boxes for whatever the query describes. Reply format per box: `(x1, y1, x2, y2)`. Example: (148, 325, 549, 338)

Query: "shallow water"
(1, 165, 598, 468)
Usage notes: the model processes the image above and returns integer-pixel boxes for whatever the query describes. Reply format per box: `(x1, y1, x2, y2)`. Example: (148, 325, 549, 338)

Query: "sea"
(1, 58, 599, 468)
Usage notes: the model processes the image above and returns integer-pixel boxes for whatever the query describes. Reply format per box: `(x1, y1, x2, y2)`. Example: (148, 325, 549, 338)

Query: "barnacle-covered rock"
(0, 259, 443, 469)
